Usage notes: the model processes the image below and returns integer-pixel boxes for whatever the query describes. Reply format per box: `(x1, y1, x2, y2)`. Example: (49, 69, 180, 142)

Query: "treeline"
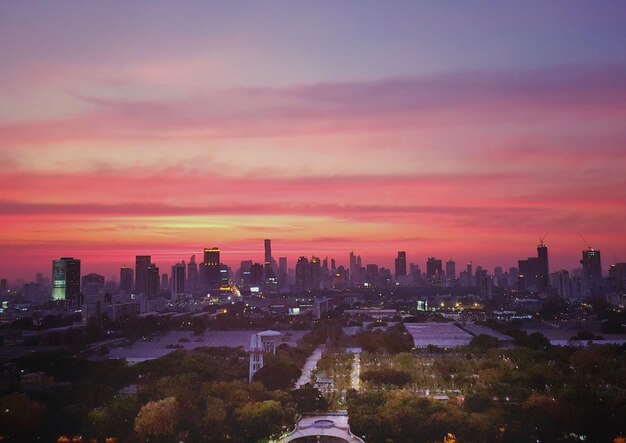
(0, 326, 329, 442)
(349, 344, 626, 442)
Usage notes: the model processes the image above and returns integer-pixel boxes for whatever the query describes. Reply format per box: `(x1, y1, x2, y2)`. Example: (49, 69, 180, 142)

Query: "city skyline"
(1, 2, 626, 280)
(0, 238, 617, 285)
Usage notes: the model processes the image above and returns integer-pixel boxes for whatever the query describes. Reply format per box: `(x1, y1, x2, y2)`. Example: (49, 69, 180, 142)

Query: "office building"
(146, 263, 160, 298)
(135, 255, 151, 295)
(187, 255, 198, 292)
(296, 257, 311, 292)
(203, 247, 221, 290)
(581, 249, 602, 297)
(81, 273, 105, 297)
(426, 257, 442, 279)
(395, 251, 407, 279)
(51, 257, 81, 301)
(120, 266, 134, 294)
(171, 262, 186, 299)
(446, 260, 456, 279)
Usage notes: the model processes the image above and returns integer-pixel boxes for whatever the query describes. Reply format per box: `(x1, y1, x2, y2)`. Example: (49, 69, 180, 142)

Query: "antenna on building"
(580, 235, 592, 250)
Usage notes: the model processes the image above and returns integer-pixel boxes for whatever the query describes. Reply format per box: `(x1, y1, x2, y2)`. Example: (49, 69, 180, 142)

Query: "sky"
(1, 1, 626, 281)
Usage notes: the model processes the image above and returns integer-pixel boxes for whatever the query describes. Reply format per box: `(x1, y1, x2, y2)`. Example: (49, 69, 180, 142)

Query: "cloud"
(1, 63, 625, 145)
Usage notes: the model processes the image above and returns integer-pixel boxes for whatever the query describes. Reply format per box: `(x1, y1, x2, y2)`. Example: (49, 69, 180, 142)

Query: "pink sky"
(1, 2, 625, 281)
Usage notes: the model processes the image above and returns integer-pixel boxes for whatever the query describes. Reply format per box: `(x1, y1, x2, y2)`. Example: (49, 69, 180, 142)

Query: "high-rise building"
(517, 242, 550, 292)
(365, 264, 379, 285)
(296, 257, 311, 292)
(536, 241, 549, 290)
(135, 256, 151, 295)
(395, 251, 407, 279)
(51, 257, 81, 301)
(310, 256, 321, 290)
(446, 260, 456, 279)
(426, 257, 442, 279)
(187, 255, 198, 291)
(251, 263, 264, 287)
(239, 260, 253, 287)
(608, 263, 626, 292)
(264, 239, 272, 268)
(581, 249, 602, 297)
(349, 251, 357, 281)
(82, 273, 105, 297)
(203, 247, 221, 290)
(146, 263, 160, 298)
(551, 270, 572, 299)
(120, 266, 134, 294)
(161, 273, 169, 291)
(204, 247, 220, 266)
(171, 262, 186, 298)
(0, 279, 7, 293)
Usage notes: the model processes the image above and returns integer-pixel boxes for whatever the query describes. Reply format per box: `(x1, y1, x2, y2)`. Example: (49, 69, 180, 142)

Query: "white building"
(248, 330, 281, 382)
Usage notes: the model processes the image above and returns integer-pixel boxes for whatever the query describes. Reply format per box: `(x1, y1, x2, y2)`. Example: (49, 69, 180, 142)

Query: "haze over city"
(1, 2, 626, 280)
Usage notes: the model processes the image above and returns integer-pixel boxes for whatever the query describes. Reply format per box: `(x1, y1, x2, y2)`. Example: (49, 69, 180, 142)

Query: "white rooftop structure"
(405, 322, 472, 348)
(278, 412, 365, 443)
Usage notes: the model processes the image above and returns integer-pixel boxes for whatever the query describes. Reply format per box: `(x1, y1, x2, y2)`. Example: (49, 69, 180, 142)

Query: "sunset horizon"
(2, 1, 625, 280)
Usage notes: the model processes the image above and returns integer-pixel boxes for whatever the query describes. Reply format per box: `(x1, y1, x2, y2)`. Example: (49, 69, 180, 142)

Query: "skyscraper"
(135, 255, 151, 295)
(395, 251, 407, 279)
(296, 256, 311, 292)
(581, 249, 602, 297)
(187, 255, 198, 291)
(310, 256, 321, 290)
(146, 263, 160, 297)
(120, 266, 134, 294)
(446, 260, 456, 279)
(240, 260, 253, 287)
(536, 241, 549, 290)
(171, 262, 186, 298)
(204, 247, 220, 266)
(426, 257, 442, 278)
(349, 251, 357, 280)
(51, 257, 81, 301)
(203, 247, 221, 290)
(81, 273, 104, 297)
(264, 239, 272, 268)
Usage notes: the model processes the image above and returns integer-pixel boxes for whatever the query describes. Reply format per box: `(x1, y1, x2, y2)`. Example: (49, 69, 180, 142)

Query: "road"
(295, 344, 325, 388)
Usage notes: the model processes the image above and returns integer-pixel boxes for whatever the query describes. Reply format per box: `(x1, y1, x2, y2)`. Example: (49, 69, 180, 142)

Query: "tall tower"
(204, 247, 220, 266)
(446, 260, 456, 279)
(395, 251, 407, 280)
(135, 255, 151, 295)
(264, 239, 272, 268)
(120, 266, 134, 294)
(187, 255, 198, 291)
(51, 257, 81, 301)
(349, 251, 357, 280)
(171, 262, 186, 299)
(537, 240, 549, 290)
(146, 263, 160, 297)
(426, 257, 442, 278)
(581, 249, 602, 297)
(203, 247, 221, 290)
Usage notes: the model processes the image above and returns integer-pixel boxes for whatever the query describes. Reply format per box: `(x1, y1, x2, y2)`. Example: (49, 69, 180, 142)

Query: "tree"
(291, 384, 328, 413)
(88, 395, 140, 441)
(253, 355, 301, 390)
(234, 400, 284, 442)
(201, 396, 228, 441)
(134, 397, 180, 442)
(360, 367, 412, 386)
(0, 392, 46, 440)
(469, 334, 499, 351)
